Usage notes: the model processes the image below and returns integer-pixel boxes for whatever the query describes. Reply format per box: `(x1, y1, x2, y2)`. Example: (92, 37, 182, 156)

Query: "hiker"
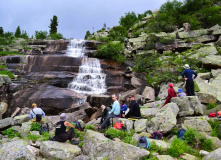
(100, 105, 111, 128)
(122, 95, 141, 118)
(29, 103, 45, 122)
(181, 64, 197, 96)
(49, 113, 79, 145)
(177, 125, 186, 139)
(161, 83, 177, 108)
(120, 100, 128, 115)
(177, 88, 186, 97)
(99, 94, 120, 129)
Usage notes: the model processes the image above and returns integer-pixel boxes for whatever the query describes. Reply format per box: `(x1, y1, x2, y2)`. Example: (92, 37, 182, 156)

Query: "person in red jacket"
(161, 83, 177, 108)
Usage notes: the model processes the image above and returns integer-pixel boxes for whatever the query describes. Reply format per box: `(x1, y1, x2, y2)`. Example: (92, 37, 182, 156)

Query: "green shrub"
(97, 36, 109, 42)
(207, 103, 217, 110)
(27, 134, 41, 142)
(79, 141, 83, 147)
(108, 26, 128, 43)
(105, 127, 136, 145)
(201, 139, 213, 152)
(208, 119, 221, 138)
(119, 12, 138, 29)
(148, 141, 164, 154)
(30, 122, 41, 131)
(0, 65, 7, 69)
(97, 41, 125, 64)
(85, 125, 95, 131)
(184, 128, 198, 146)
(168, 137, 193, 157)
(2, 127, 16, 138)
(39, 132, 50, 141)
(50, 33, 64, 40)
(171, 127, 179, 135)
(35, 31, 48, 39)
(0, 51, 24, 57)
(0, 70, 15, 78)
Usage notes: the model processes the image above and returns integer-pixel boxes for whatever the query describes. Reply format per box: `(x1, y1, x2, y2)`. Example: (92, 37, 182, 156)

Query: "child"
(120, 100, 128, 115)
(161, 83, 177, 108)
(177, 88, 186, 97)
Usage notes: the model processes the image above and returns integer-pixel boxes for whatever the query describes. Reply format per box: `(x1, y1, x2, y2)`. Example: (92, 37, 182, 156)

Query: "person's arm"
(109, 102, 116, 114)
(41, 110, 45, 118)
(64, 121, 75, 128)
(128, 102, 135, 115)
(193, 71, 197, 79)
(29, 111, 33, 119)
(181, 70, 185, 78)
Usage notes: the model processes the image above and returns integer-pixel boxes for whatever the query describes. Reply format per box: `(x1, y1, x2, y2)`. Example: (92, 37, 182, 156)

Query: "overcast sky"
(0, 0, 168, 39)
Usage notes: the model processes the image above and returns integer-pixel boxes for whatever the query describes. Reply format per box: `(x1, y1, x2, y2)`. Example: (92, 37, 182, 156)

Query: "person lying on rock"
(177, 88, 186, 97)
(49, 113, 79, 145)
(181, 64, 197, 96)
(99, 94, 120, 129)
(161, 83, 177, 108)
(29, 103, 45, 123)
(100, 105, 111, 128)
(122, 95, 141, 119)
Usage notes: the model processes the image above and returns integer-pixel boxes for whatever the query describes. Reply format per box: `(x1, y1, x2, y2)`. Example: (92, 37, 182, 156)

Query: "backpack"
(138, 136, 149, 149)
(32, 109, 42, 122)
(73, 120, 82, 131)
(178, 128, 186, 139)
(152, 132, 163, 140)
(39, 123, 49, 135)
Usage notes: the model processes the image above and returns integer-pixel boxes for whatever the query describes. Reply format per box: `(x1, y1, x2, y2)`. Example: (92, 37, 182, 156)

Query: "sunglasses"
(129, 97, 132, 98)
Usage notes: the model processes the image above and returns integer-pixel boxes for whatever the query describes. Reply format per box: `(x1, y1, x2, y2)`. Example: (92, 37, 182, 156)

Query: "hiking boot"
(71, 140, 79, 145)
(49, 137, 56, 141)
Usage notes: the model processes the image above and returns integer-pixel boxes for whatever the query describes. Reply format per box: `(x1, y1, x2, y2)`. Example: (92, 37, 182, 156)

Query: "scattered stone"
(40, 141, 81, 160)
(183, 23, 191, 32)
(73, 155, 91, 160)
(182, 119, 212, 134)
(20, 121, 32, 137)
(178, 29, 207, 39)
(142, 86, 155, 102)
(146, 103, 179, 134)
(180, 153, 198, 160)
(199, 150, 209, 156)
(131, 77, 142, 89)
(156, 155, 174, 160)
(0, 74, 11, 87)
(201, 132, 221, 149)
(202, 147, 221, 160)
(149, 139, 171, 151)
(0, 102, 8, 115)
(211, 69, 221, 77)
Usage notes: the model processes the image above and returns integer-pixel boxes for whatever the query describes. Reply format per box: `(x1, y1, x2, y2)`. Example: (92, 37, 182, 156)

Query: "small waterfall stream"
(66, 39, 107, 95)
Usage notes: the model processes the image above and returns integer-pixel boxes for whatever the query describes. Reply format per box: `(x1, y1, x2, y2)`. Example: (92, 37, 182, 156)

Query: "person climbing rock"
(99, 94, 120, 129)
(161, 83, 177, 108)
(29, 103, 45, 123)
(122, 95, 141, 118)
(49, 113, 79, 145)
(100, 105, 111, 128)
(181, 64, 197, 96)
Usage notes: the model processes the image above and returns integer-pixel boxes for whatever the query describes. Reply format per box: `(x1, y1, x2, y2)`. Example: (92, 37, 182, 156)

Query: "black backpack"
(39, 123, 49, 135)
(73, 120, 82, 131)
(32, 109, 42, 122)
(138, 136, 150, 149)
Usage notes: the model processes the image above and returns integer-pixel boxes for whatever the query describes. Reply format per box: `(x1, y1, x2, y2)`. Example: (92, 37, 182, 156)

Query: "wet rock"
(202, 147, 221, 160)
(146, 103, 179, 134)
(40, 141, 81, 160)
(182, 119, 212, 134)
(0, 140, 35, 160)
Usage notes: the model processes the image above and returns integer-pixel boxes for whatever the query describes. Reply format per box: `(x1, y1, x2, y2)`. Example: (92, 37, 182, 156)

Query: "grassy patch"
(0, 51, 24, 57)
(207, 103, 217, 110)
(2, 127, 16, 138)
(208, 119, 221, 138)
(27, 134, 41, 142)
(0, 65, 7, 69)
(30, 122, 41, 131)
(0, 70, 15, 78)
(85, 125, 95, 131)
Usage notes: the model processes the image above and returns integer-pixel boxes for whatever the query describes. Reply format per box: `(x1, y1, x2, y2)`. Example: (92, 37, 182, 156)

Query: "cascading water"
(66, 39, 107, 95)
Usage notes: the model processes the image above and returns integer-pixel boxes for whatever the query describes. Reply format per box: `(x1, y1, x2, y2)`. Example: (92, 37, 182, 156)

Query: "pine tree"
(15, 26, 21, 38)
(49, 15, 58, 35)
(0, 27, 3, 36)
(84, 30, 91, 39)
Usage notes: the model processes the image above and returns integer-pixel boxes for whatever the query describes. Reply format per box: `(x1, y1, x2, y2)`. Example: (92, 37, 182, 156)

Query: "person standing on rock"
(161, 83, 177, 108)
(29, 103, 45, 123)
(181, 64, 197, 96)
(49, 113, 79, 145)
(99, 94, 120, 129)
(122, 95, 141, 118)
(100, 105, 111, 128)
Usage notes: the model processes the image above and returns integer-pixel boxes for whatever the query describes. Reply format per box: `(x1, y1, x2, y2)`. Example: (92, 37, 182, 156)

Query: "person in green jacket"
(100, 105, 111, 128)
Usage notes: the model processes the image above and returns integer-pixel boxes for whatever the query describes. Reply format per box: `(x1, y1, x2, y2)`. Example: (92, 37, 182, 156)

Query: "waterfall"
(67, 39, 107, 95)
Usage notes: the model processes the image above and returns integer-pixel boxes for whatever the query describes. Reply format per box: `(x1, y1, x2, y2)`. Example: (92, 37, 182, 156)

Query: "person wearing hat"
(161, 83, 177, 108)
(29, 103, 45, 123)
(177, 88, 186, 97)
(181, 64, 197, 96)
(49, 113, 79, 145)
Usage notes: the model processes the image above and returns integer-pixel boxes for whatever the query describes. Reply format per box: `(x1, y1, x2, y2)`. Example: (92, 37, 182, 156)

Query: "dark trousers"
(186, 79, 195, 96)
(100, 113, 118, 129)
(100, 117, 111, 129)
(55, 128, 75, 142)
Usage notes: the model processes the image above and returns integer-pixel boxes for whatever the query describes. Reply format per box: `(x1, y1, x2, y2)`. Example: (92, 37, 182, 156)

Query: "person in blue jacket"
(120, 100, 128, 115)
(181, 64, 197, 96)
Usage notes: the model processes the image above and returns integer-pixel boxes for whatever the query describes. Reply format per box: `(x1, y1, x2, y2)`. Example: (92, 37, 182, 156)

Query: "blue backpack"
(178, 128, 186, 139)
(138, 136, 150, 149)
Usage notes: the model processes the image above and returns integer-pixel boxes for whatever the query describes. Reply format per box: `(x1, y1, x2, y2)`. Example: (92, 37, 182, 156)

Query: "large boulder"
(20, 121, 32, 137)
(142, 86, 155, 102)
(177, 29, 208, 39)
(82, 130, 149, 160)
(0, 117, 14, 129)
(141, 108, 159, 118)
(86, 94, 110, 107)
(40, 141, 81, 160)
(171, 96, 203, 116)
(146, 103, 179, 134)
(201, 55, 221, 69)
(112, 118, 134, 131)
(13, 114, 30, 125)
(0, 74, 11, 87)
(182, 119, 212, 134)
(0, 140, 35, 160)
(85, 117, 101, 129)
(134, 119, 147, 133)
(203, 147, 221, 160)
(201, 132, 221, 150)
